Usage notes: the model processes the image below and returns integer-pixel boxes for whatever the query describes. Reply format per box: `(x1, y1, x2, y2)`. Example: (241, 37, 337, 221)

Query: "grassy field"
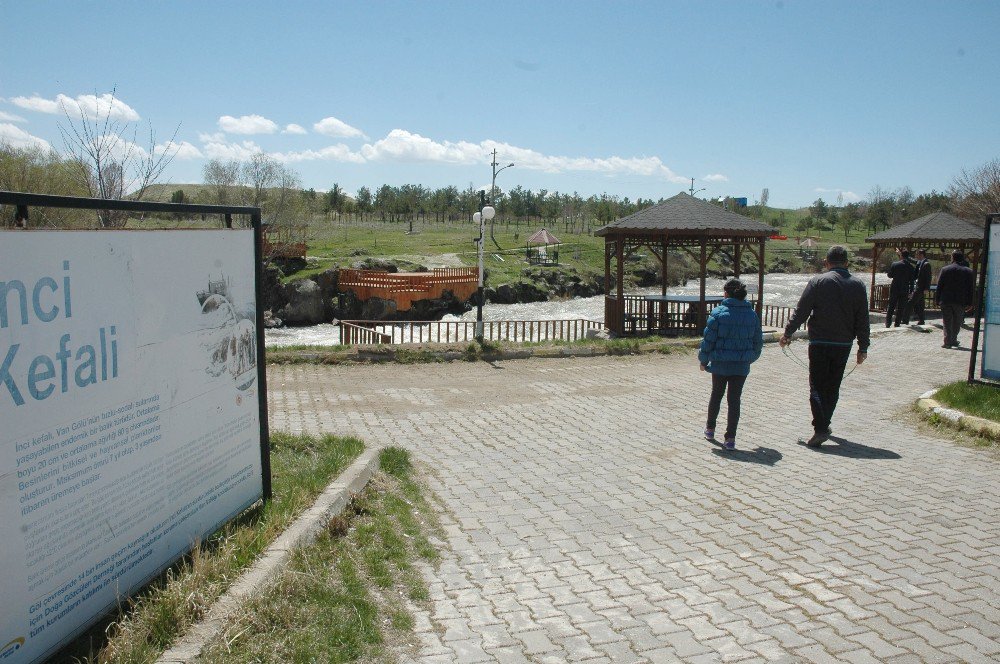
(289, 211, 882, 287)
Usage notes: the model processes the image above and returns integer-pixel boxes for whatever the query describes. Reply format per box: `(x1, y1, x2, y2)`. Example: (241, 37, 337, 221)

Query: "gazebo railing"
(869, 284, 938, 313)
(608, 295, 795, 336)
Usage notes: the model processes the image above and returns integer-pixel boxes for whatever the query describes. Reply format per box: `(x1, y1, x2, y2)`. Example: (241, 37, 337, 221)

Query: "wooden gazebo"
(595, 193, 776, 336)
(865, 211, 983, 311)
(525, 228, 561, 266)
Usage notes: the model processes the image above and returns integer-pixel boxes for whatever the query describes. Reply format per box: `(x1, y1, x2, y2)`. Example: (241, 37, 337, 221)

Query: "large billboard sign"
(1, 230, 266, 663)
(982, 218, 1000, 380)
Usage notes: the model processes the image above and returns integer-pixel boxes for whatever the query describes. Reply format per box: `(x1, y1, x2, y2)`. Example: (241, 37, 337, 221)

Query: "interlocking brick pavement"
(268, 328, 1000, 662)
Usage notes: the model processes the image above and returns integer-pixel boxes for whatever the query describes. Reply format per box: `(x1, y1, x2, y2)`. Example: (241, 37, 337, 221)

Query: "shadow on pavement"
(798, 435, 902, 459)
(709, 440, 782, 466)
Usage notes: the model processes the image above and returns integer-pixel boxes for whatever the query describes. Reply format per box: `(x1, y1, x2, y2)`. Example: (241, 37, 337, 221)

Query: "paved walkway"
(268, 328, 1000, 663)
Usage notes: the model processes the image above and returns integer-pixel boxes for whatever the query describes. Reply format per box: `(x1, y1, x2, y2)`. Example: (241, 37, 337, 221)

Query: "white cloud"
(313, 116, 366, 139)
(199, 131, 227, 143)
(12, 93, 140, 121)
(10, 95, 60, 114)
(0, 110, 26, 123)
(282, 123, 307, 135)
(202, 138, 264, 161)
(272, 144, 365, 164)
(218, 114, 279, 135)
(703, 174, 728, 183)
(358, 130, 688, 182)
(154, 140, 203, 160)
(0, 123, 51, 151)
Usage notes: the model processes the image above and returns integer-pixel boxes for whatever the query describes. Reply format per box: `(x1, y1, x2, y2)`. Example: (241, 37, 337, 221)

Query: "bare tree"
(241, 152, 281, 210)
(951, 158, 1000, 221)
(202, 158, 241, 206)
(58, 89, 179, 227)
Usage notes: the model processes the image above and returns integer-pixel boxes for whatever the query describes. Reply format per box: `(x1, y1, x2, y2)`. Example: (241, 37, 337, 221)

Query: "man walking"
(779, 245, 870, 447)
(885, 249, 916, 327)
(910, 249, 932, 326)
(935, 250, 975, 348)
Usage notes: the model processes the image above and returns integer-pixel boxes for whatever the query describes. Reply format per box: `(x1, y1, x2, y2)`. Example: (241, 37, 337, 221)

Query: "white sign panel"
(1, 230, 264, 664)
(983, 222, 1000, 380)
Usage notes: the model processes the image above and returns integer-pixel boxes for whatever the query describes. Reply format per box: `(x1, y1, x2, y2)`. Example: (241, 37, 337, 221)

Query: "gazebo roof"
(595, 192, 777, 237)
(526, 228, 561, 245)
(866, 211, 982, 243)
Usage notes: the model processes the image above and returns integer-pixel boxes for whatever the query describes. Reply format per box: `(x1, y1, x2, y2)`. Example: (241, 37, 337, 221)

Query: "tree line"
(3, 138, 999, 236)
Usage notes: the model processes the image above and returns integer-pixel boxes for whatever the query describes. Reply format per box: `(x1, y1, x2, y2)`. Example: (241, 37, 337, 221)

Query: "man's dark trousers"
(941, 303, 965, 346)
(909, 289, 926, 325)
(885, 291, 910, 327)
(808, 344, 852, 433)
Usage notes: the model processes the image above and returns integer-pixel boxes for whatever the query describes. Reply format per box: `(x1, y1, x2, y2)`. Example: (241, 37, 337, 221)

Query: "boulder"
(361, 297, 397, 320)
(278, 279, 327, 326)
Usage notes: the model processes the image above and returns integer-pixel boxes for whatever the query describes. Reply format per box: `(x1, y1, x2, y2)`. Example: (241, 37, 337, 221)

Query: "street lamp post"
(688, 177, 706, 198)
(474, 190, 495, 342)
(489, 149, 514, 248)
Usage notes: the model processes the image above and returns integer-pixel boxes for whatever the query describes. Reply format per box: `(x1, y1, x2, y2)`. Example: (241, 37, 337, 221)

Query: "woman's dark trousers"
(706, 374, 747, 439)
(808, 344, 852, 434)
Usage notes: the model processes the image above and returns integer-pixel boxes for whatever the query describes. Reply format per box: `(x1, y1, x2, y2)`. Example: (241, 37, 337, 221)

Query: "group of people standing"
(886, 247, 976, 347)
(697, 244, 977, 451)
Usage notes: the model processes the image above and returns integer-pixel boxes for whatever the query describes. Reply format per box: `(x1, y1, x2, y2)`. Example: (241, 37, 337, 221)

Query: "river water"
(265, 272, 889, 347)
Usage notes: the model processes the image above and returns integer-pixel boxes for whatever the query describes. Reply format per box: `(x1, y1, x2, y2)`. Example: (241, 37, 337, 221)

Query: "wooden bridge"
(338, 267, 478, 311)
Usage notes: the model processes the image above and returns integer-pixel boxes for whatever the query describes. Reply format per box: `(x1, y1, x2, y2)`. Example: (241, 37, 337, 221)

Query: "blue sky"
(2, 0, 997, 209)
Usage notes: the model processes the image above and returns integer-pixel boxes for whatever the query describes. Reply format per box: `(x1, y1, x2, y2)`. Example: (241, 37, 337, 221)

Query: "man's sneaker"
(724, 436, 736, 450)
(704, 428, 715, 440)
(806, 430, 831, 447)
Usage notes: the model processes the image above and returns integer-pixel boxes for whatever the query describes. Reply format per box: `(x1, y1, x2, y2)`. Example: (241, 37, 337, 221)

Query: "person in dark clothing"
(935, 250, 975, 348)
(698, 279, 763, 450)
(885, 249, 916, 327)
(909, 249, 933, 325)
(779, 245, 870, 447)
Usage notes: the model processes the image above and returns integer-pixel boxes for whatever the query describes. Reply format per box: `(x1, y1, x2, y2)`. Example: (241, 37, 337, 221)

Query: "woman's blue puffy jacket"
(697, 297, 763, 376)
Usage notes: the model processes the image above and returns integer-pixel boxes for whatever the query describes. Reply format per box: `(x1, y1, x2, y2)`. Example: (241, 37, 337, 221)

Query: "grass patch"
(199, 447, 440, 663)
(933, 381, 1000, 422)
(58, 433, 364, 664)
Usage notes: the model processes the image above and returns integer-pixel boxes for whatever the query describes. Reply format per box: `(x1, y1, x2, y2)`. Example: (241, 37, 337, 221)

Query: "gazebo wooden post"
(869, 244, 881, 310)
(616, 234, 625, 322)
(756, 237, 765, 317)
(734, 242, 742, 279)
(698, 234, 708, 331)
(661, 237, 668, 297)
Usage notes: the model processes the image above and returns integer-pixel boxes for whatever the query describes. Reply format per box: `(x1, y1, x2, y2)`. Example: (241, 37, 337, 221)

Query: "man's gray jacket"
(783, 268, 870, 352)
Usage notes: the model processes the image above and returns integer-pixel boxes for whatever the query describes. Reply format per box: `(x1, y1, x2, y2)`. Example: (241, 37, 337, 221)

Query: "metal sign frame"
(0, 190, 271, 663)
(967, 213, 1000, 386)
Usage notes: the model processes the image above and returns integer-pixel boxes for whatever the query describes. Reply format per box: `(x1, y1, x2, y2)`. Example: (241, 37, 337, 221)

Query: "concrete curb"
(915, 388, 1000, 440)
(156, 445, 383, 663)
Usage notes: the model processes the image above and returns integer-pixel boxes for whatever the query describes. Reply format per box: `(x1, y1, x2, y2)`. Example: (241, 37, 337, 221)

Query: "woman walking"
(698, 279, 763, 449)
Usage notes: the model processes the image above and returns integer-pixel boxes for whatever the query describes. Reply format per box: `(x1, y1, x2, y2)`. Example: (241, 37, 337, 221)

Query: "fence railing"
(338, 318, 605, 345)
(757, 303, 796, 329)
(340, 321, 392, 345)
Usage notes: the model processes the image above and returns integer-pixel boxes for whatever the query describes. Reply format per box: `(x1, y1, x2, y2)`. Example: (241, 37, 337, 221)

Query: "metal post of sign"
(251, 208, 273, 500)
(968, 213, 999, 385)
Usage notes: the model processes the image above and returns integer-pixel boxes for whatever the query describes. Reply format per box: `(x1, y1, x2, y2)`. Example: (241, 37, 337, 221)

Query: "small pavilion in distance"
(525, 228, 561, 266)
(865, 211, 983, 312)
(595, 193, 776, 336)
